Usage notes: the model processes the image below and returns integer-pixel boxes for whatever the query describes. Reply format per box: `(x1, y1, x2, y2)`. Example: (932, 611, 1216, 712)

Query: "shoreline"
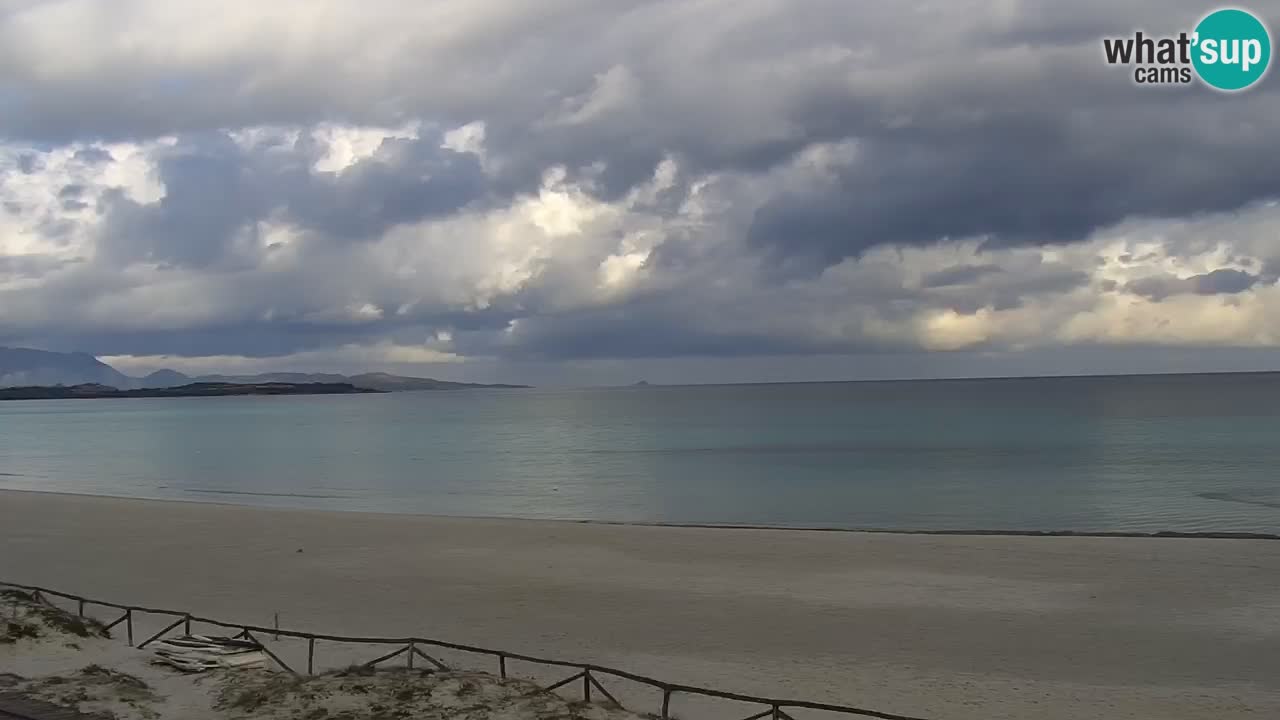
(3, 486, 1277, 541)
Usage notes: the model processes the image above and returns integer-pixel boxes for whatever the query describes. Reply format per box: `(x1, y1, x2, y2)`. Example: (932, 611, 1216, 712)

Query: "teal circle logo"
(1192, 8, 1272, 91)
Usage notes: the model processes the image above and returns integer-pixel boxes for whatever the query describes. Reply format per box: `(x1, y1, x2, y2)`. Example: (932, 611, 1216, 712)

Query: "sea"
(2, 373, 1279, 535)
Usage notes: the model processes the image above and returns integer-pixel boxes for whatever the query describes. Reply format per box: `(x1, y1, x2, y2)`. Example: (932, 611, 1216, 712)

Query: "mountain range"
(0, 347, 529, 391)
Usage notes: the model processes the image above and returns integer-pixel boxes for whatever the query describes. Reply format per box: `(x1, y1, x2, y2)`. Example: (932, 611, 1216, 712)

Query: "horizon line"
(611, 367, 1280, 389)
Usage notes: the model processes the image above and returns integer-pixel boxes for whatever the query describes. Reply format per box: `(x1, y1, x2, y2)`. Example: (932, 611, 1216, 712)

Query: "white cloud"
(553, 65, 638, 126)
(0, 141, 161, 262)
(441, 121, 487, 156)
(104, 340, 462, 376)
(312, 122, 421, 173)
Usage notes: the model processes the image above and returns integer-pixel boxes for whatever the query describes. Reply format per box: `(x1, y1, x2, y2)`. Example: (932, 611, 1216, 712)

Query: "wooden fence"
(1, 580, 935, 720)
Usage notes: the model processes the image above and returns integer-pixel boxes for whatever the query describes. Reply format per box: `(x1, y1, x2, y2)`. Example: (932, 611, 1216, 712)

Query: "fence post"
(184, 615, 191, 635)
(583, 670, 592, 701)
(499, 654, 507, 679)
(126, 609, 134, 646)
(407, 641, 415, 669)
(307, 637, 315, 675)
(772, 704, 780, 720)
(77, 599, 84, 617)
(662, 689, 671, 720)
(137, 616, 187, 649)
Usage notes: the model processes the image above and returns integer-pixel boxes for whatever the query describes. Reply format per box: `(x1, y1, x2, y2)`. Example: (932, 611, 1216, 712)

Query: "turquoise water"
(2, 374, 1279, 533)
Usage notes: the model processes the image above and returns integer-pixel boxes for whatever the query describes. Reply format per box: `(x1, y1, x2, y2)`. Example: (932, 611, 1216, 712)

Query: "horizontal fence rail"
(1, 580, 936, 720)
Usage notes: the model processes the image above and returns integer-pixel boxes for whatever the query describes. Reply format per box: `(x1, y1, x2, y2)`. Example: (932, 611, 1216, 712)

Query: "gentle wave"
(171, 487, 357, 500)
(1197, 492, 1280, 510)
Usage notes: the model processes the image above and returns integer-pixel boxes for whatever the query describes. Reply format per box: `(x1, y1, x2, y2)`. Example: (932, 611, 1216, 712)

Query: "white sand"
(2, 489, 1278, 719)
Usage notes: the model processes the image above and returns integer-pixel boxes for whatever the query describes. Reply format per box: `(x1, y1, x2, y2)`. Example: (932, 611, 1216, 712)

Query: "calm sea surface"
(2, 374, 1279, 534)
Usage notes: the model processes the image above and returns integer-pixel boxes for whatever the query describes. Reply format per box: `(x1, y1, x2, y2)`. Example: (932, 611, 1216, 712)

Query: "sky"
(2, 0, 1280, 386)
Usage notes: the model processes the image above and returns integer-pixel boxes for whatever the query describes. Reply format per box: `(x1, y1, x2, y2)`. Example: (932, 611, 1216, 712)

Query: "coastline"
(2, 488, 1278, 719)
(3, 486, 1278, 540)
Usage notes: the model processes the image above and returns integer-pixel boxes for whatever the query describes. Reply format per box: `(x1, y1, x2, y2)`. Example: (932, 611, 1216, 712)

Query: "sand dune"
(0, 587, 655, 720)
(2, 489, 1278, 719)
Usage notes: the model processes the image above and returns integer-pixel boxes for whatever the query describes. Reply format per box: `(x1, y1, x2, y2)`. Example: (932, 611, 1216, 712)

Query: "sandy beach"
(2, 489, 1278, 719)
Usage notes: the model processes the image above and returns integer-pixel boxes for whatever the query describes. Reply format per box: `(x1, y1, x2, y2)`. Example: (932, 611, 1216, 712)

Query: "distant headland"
(0, 382, 381, 401)
(0, 346, 531, 393)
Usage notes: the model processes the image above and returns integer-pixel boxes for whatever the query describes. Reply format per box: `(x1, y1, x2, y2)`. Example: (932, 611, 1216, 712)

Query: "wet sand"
(1, 489, 1278, 719)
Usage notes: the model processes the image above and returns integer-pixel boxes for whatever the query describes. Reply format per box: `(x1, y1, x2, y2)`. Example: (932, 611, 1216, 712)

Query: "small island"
(0, 382, 383, 401)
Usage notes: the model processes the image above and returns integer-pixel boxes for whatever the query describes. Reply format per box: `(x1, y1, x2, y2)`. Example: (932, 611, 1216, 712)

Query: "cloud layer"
(2, 0, 1279, 383)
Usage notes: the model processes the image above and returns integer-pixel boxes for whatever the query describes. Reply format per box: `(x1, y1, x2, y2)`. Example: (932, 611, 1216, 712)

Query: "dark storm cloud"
(96, 131, 487, 268)
(97, 136, 262, 268)
(1002, 266, 1093, 297)
(58, 324, 387, 359)
(1193, 268, 1264, 295)
(284, 136, 488, 241)
(460, 303, 857, 361)
(15, 153, 39, 174)
(72, 147, 113, 165)
(1263, 257, 1280, 281)
(454, 266, 939, 362)
(929, 264, 1091, 313)
(58, 184, 88, 211)
(475, 2, 1280, 267)
(38, 301, 519, 360)
(36, 217, 78, 243)
(1125, 274, 1187, 301)
(1126, 268, 1265, 301)
(921, 264, 1004, 288)
(747, 89, 1280, 264)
